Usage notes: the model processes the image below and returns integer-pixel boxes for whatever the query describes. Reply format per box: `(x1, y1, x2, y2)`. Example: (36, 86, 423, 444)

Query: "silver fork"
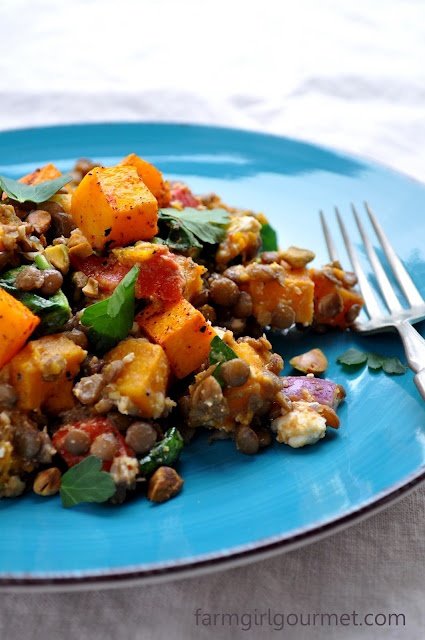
(319, 203, 425, 399)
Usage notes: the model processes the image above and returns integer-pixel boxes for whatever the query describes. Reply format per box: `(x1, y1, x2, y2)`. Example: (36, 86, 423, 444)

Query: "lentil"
(40, 269, 63, 296)
(63, 429, 90, 455)
(125, 421, 157, 454)
(90, 433, 118, 461)
(220, 359, 250, 387)
(235, 425, 259, 455)
(209, 276, 240, 306)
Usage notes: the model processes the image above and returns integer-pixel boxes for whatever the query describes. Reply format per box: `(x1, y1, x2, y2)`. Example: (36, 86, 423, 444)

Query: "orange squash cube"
(0, 289, 40, 369)
(120, 153, 170, 207)
(241, 268, 314, 326)
(71, 165, 158, 250)
(19, 163, 62, 185)
(138, 299, 216, 378)
(8, 335, 87, 413)
(105, 338, 170, 419)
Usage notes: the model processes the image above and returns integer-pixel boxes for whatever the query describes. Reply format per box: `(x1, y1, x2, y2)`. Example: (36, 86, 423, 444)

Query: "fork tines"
(319, 203, 425, 329)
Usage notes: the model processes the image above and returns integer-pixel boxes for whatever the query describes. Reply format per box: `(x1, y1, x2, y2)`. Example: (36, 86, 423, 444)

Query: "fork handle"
(396, 320, 425, 400)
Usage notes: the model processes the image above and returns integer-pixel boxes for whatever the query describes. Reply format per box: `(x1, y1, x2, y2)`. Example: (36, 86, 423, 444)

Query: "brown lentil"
(189, 375, 229, 427)
(235, 425, 259, 455)
(345, 303, 362, 324)
(90, 433, 118, 461)
(257, 428, 272, 448)
(266, 353, 284, 375)
(40, 269, 63, 296)
(0, 383, 17, 407)
(14, 428, 42, 459)
(318, 291, 344, 318)
(61, 328, 88, 349)
(209, 276, 240, 306)
(147, 466, 183, 503)
(199, 304, 216, 323)
(125, 421, 157, 454)
(232, 291, 253, 318)
(63, 429, 90, 456)
(220, 359, 250, 387)
(270, 304, 295, 329)
(15, 265, 44, 291)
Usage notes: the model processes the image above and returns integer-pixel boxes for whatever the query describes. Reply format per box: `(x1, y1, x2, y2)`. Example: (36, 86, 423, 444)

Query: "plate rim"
(0, 120, 424, 590)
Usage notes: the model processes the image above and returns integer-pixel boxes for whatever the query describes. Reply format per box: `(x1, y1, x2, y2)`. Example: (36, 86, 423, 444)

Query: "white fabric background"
(0, 0, 424, 638)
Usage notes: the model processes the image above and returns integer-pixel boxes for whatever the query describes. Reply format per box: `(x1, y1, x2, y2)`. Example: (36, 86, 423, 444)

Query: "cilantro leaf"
(366, 353, 384, 370)
(81, 265, 139, 351)
(60, 456, 116, 508)
(0, 173, 72, 203)
(337, 349, 407, 375)
(337, 348, 368, 366)
(209, 335, 238, 385)
(260, 222, 278, 251)
(158, 207, 229, 250)
(382, 357, 407, 375)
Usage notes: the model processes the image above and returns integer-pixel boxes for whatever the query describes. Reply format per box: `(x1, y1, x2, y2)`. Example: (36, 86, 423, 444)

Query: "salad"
(0, 154, 364, 507)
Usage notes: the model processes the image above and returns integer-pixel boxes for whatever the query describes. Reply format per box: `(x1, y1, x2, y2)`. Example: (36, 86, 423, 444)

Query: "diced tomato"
(169, 182, 201, 208)
(52, 417, 133, 471)
(135, 252, 182, 302)
(71, 255, 128, 293)
(71, 252, 183, 303)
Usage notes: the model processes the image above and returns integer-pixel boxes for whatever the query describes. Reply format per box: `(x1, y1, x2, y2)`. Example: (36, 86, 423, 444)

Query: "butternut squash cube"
(19, 163, 62, 185)
(138, 299, 216, 378)
(120, 153, 170, 207)
(0, 289, 40, 369)
(71, 165, 158, 250)
(241, 268, 314, 326)
(8, 335, 87, 413)
(105, 337, 169, 419)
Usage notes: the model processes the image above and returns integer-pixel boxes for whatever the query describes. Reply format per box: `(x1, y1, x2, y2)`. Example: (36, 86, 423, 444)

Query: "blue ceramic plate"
(1, 123, 424, 589)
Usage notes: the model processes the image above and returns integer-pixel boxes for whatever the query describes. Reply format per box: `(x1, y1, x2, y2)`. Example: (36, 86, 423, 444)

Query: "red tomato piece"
(71, 253, 183, 302)
(52, 417, 133, 471)
(169, 182, 201, 208)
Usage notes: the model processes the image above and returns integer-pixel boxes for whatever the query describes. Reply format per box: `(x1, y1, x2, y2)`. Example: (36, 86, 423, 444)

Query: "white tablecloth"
(0, 1, 424, 638)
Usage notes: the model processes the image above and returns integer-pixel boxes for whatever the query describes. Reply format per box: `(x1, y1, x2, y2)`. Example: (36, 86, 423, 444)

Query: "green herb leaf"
(337, 348, 407, 375)
(0, 173, 72, 204)
(382, 357, 407, 375)
(139, 427, 184, 477)
(81, 265, 139, 351)
(0, 263, 70, 333)
(337, 348, 368, 366)
(366, 353, 384, 369)
(60, 456, 116, 508)
(209, 335, 238, 385)
(158, 207, 230, 250)
(260, 223, 278, 251)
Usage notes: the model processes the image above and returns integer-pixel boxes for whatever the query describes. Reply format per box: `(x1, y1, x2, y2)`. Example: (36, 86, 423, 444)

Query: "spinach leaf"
(60, 456, 116, 508)
(81, 265, 139, 351)
(0, 173, 72, 204)
(260, 222, 278, 251)
(209, 335, 238, 385)
(0, 261, 70, 333)
(139, 427, 184, 477)
(158, 207, 229, 250)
